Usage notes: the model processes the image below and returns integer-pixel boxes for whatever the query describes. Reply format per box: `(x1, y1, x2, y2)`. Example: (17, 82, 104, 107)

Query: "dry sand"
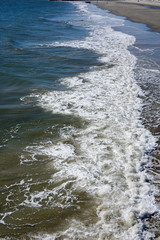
(92, 1, 160, 33)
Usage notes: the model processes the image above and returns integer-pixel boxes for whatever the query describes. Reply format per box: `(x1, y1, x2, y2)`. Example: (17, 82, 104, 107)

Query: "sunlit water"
(0, 0, 159, 239)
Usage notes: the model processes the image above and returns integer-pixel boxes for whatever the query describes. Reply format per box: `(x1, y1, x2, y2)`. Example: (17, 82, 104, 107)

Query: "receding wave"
(21, 2, 158, 239)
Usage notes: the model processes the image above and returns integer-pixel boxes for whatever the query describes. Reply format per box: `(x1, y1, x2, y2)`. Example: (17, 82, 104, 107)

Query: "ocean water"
(0, 0, 160, 239)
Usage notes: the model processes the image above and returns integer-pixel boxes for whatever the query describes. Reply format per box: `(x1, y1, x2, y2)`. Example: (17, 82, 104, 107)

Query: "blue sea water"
(0, 0, 160, 239)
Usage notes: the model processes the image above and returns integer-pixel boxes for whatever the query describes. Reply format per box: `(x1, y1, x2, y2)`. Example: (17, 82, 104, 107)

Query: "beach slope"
(92, 1, 160, 33)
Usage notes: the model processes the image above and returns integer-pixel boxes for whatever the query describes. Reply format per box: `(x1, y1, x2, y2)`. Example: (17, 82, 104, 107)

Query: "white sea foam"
(22, 2, 158, 240)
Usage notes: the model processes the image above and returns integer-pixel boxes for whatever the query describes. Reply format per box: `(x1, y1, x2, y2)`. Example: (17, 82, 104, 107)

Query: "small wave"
(30, 4, 158, 238)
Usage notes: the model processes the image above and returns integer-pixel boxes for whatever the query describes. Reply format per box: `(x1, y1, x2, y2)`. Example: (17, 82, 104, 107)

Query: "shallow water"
(0, 1, 159, 239)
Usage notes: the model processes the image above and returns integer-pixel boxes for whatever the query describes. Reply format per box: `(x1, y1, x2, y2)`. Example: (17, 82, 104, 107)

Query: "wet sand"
(92, 1, 160, 33)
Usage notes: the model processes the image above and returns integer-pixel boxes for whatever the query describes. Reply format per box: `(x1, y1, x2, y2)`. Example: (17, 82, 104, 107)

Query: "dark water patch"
(0, 104, 86, 147)
(1, 45, 102, 89)
(143, 5, 160, 10)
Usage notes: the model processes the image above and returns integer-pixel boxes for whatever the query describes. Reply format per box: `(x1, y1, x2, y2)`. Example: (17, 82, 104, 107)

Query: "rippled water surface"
(0, 0, 159, 239)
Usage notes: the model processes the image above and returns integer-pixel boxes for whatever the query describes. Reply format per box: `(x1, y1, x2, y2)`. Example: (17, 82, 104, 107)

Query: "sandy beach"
(92, 0, 160, 33)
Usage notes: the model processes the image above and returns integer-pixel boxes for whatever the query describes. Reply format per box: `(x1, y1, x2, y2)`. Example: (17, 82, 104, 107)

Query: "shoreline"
(92, 1, 160, 236)
(92, 1, 160, 33)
